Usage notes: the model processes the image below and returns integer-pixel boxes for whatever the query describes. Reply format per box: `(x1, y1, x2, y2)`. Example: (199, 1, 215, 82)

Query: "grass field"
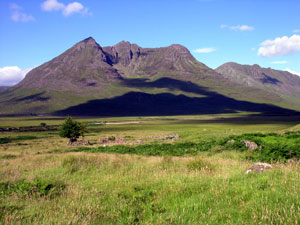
(1, 113, 300, 224)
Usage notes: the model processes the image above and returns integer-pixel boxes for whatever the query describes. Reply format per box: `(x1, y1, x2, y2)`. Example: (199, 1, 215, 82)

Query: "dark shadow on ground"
(54, 78, 298, 117)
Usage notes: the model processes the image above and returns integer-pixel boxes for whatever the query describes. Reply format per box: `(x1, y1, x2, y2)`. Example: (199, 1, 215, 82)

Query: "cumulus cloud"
(41, 0, 64, 11)
(285, 68, 300, 76)
(258, 35, 300, 57)
(63, 2, 84, 16)
(0, 66, 32, 86)
(193, 47, 216, 53)
(10, 3, 35, 22)
(41, 0, 90, 17)
(221, 24, 254, 31)
(271, 61, 288, 65)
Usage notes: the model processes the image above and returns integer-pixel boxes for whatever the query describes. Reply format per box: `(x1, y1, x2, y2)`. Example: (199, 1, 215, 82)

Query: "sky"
(0, 0, 300, 86)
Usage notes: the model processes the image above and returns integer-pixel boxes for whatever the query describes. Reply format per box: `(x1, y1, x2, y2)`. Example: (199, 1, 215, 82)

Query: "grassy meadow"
(1, 114, 300, 224)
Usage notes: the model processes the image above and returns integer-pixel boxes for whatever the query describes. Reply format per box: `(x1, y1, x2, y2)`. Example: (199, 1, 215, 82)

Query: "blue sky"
(0, 0, 300, 85)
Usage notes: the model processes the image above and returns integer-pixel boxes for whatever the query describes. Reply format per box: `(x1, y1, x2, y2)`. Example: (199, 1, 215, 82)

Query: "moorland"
(1, 113, 300, 224)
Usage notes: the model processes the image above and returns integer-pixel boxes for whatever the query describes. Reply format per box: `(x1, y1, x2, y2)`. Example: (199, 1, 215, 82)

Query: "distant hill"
(0, 37, 299, 116)
(216, 62, 300, 110)
(0, 86, 10, 93)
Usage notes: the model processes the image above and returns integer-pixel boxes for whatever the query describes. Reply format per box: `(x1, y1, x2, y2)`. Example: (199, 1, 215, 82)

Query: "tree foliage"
(59, 116, 86, 142)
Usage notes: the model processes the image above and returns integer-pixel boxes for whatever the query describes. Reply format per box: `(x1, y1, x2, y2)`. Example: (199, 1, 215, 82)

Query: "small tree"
(79, 122, 87, 140)
(40, 122, 47, 127)
(59, 116, 85, 143)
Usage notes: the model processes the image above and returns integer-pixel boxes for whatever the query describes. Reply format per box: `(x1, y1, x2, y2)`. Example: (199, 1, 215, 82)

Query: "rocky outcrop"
(245, 162, 272, 174)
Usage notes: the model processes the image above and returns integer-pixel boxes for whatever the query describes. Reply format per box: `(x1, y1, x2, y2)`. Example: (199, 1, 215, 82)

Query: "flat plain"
(1, 113, 300, 224)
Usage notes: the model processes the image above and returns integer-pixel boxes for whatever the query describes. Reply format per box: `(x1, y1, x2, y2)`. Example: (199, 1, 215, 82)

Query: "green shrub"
(108, 136, 116, 141)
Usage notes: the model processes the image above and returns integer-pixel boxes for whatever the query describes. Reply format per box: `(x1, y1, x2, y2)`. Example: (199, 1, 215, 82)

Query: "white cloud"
(230, 25, 254, 31)
(193, 47, 216, 53)
(41, 0, 64, 11)
(221, 24, 254, 31)
(10, 3, 35, 22)
(0, 66, 32, 86)
(258, 34, 300, 57)
(293, 29, 300, 33)
(271, 60, 288, 64)
(285, 68, 300, 76)
(41, 0, 90, 17)
(63, 2, 84, 16)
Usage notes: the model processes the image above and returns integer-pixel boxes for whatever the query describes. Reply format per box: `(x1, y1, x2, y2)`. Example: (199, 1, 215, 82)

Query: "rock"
(99, 137, 127, 145)
(287, 157, 299, 164)
(227, 139, 235, 144)
(245, 163, 272, 174)
(241, 140, 258, 150)
(99, 138, 108, 143)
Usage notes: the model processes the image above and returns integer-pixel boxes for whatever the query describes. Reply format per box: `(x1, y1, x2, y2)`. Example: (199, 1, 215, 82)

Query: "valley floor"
(0, 114, 300, 224)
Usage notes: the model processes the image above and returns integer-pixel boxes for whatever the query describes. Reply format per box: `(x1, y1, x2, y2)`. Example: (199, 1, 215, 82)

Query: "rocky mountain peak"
(73, 36, 101, 51)
(102, 41, 142, 67)
(162, 44, 194, 62)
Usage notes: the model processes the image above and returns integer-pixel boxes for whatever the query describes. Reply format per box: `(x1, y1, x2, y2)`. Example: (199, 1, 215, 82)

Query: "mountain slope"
(216, 62, 300, 109)
(0, 37, 298, 116)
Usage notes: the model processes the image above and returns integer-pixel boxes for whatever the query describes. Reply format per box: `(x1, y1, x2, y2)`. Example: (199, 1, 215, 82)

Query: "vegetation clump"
(0, 178, 65, 198)
(72, 131, 300, 163)
(222, 131, 300, 162)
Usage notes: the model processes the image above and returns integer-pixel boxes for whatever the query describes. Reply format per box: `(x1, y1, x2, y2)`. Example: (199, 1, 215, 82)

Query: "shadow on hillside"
(54, 78, 298, 116)
(12, 92, 50, 102)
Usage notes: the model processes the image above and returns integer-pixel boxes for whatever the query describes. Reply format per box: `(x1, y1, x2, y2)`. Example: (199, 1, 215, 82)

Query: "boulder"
(241, 140, 258, 150)
(245, 162, 272, 174)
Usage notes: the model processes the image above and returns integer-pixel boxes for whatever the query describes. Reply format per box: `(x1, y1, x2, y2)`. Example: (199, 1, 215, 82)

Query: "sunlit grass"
(0, 114, 300, 224)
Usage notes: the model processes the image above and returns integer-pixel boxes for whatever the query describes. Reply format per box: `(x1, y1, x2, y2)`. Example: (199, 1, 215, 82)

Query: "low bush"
(72, 141, 216, 156)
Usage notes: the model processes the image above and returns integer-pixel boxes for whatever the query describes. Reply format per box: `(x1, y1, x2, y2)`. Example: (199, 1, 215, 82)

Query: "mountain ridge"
(0, 37, 299, 116)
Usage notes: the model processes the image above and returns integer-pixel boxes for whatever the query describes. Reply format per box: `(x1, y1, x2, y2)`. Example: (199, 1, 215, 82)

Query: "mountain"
(0, 37, 298, 116)
(216, 62, 300, 109)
